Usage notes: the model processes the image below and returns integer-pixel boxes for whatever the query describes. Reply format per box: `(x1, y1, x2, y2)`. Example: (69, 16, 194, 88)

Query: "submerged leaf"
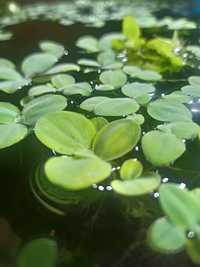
(45, 155, 112, 190)
(142, 130, 185, 166)
(159, 183, 200, 230)
(148, 217, 186, 254)
(93, 119, 141, 161)
(18, 238, 58, 267)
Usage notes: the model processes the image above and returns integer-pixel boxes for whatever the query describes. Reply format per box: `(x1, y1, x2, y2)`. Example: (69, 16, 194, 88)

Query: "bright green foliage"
(28, 84, 56, 97)
(111, 172, 160, 196)
(122, 82, 155, 98)
(181, 85, 200, 97)
(99, 70, 127, 88)
(94, 98, 139, 116)
(51, 74, 75, 88)
(35, 111, 96, 155)
(147, 99, 192, 122)
(120, 159, 143, 180)
(93, 119, 141, 161)
(22, 53, 58, 77)
(0, 123, 27, 149)
(39, 40, 65, 59)
(45, 155, 112, 190)
(157, 121, 199, 140)
(22, 94, 67, 125)
(91, 117, 108, 131)
(76, 36, 99, 53)
(142, 130, 185, 166)
(62, 82, 92, 96)
(0, 102, 20, 124)
(80, 96, 110, 112)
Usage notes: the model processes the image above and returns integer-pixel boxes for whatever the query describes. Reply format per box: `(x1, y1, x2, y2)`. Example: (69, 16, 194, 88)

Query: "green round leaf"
(111, 173, 161, 196)
(18, 238, 58, 267)
(0, 58, 15, 69)
(147, 99, 192, 122)
(148, 217, 186, 254)
(142, 130, 186, 166)
(22, 53, 58, 77)
(77, 59, 100, 67)
(62, 82, 92, 96)
(0, 78, 30, 94)
(35, 111, 96, 155)
(91, 117, 108, 131)
(157, 121, 199, 140)
(122, 82, 155, 98)
(0, 67, 22, 81)
(22, 94, 67, 125)
(0, 123, 27, 149)
(28, 84, 56, 97)
(181, 85, 200, 97)
(99, 70, 127, 88)
(188, 76, 200, 86)
(45, 155, 112, 190)
(94, 98, 139, 116)
(0, 102, 20, 124)
(51, 74, 75, 88)
(45, 63, 80, 75)
(76, 36, 99, 53)
(39, 40, 65, 59)
(80, 96, 109, 112)
(93, 119, 141, 161)
(163, 91, 191, 103)
(120, 159, 143, 180)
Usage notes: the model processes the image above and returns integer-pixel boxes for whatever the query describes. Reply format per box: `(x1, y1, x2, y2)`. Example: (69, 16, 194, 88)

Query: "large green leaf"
(111, 173, 161, 196)
(18, 238, 58, 267)
(35, 111, 96, 155)
(45, 155, 112, 190)
(147, 99, 192, 122)
(93, 119, 141, 161)
(0, 102, 20, 124)
(94, 98, 139, 116)
(22, 53, 57, 77)
(0, 123, 27, 149)
(0, 58, 15, 69)
(159, 183, 200, 229)
(142, 130, 185, 166)
(148, 217, 186, 253)
(22, 94, 67, 125)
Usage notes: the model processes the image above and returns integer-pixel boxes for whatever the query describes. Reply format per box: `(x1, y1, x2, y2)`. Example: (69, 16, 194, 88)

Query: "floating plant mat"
(1, 3, 200, 267)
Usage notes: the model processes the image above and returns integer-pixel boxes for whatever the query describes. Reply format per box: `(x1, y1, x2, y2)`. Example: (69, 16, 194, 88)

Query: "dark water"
(0, 2, 200, 267)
